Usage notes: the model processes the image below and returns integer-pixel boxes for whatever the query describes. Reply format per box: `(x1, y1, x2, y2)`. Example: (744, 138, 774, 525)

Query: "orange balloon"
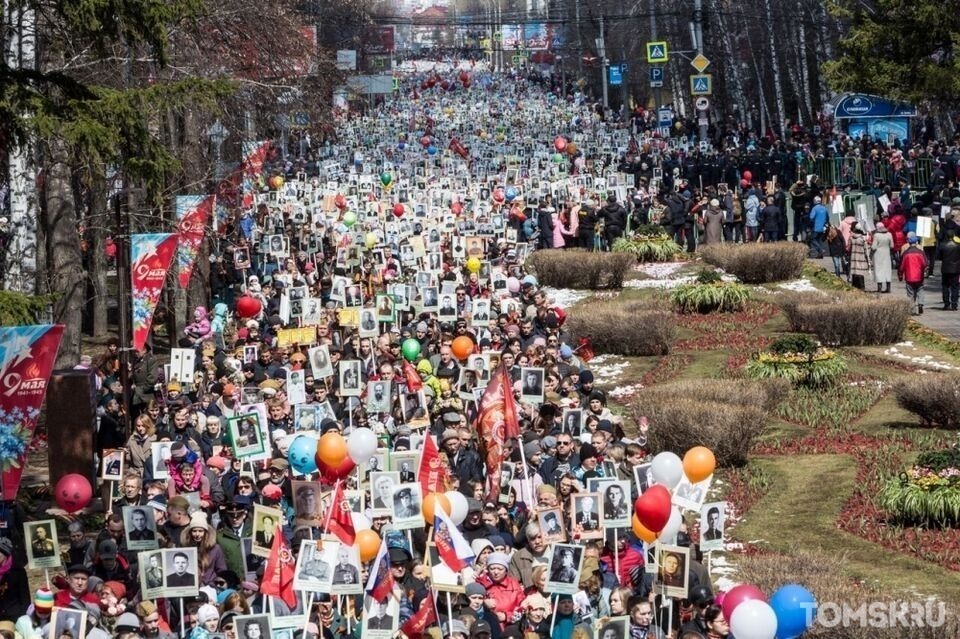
(422, 492, 451, 523)
(451, 336, 474, 360)
(566, 142, 578, 156)
(357, 529, 381, 562)
(317, 432, 348, 467)
(683, 446, 716, 483)
(632, 515, 658, 543)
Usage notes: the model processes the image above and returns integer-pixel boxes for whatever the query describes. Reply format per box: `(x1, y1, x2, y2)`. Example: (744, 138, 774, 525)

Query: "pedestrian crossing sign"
(690, 74, 712, 95)
(646, 41, 669, 63)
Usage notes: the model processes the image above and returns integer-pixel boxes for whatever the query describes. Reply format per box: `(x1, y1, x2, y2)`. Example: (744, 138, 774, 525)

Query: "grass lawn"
(733, 454, 960, 601)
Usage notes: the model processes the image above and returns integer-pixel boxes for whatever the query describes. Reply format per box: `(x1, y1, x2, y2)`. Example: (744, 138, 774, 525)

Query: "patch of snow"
(634, 262, 686, 279)
(609, 383, 644, 400)
(542, 287, 590, 309)
(624, 276, 695, 289)
(883, 344, 958, 370)
(589, 354, 632, 385)
(777, 278, 820, 293)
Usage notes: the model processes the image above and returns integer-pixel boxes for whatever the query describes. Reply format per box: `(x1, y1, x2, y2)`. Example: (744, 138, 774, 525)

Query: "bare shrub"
(780, 294, 911, 346)
(525, 249, 635, 289)
(567, 301, 674, 356)
(893, 373, 960, 429)
(701, 243, 808, 283)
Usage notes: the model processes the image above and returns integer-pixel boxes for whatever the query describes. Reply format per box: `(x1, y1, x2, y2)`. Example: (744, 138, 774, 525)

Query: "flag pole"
(322, 479, 340, 534)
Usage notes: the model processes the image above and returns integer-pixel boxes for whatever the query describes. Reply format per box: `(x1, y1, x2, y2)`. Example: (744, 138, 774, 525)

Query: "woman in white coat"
(872, 222, 894, 293)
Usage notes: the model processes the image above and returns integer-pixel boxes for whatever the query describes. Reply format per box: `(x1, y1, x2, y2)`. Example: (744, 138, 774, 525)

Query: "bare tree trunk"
(763, 0, 786, 134)
(44, 137, 84, 367)
(88, 171, 110, 336)
(816, 1, 834, 104)
(797, 17, 813, 125)
(712, 0, 748, 122)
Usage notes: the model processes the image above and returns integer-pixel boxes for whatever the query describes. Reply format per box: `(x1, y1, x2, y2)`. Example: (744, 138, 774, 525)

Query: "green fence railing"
(801, 157, 933, 189)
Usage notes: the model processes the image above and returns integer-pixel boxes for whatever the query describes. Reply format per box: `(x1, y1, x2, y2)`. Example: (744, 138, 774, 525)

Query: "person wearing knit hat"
(197, 603, 221, 632)
(33, 587, 54, 615)
(486, 552, 510, 568)
(114, 611, 141, 633)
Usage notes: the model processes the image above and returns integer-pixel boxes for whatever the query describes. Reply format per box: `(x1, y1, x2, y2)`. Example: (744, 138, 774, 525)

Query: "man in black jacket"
(601, 195, 627, 248)
(938, 232, 960, 310)
(537, 200, 555, 249)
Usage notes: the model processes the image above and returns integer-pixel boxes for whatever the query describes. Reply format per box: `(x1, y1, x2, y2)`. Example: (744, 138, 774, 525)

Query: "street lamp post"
(207, 120, 228, 181)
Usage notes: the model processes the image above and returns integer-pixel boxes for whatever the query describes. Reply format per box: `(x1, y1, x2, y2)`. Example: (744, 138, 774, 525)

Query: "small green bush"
(780, 294, 912, 346)
(701, 243, 808, 283)
(878, 478, 960, 526)
(567, 301, 674, 356)
(612, 235, 683, 263)
(525, 249, 634, 289)
(745, 348, 847, 387)
(767, 334, 820, 356)
(893, 374, 960, 428)
(670, 281, 752, 314)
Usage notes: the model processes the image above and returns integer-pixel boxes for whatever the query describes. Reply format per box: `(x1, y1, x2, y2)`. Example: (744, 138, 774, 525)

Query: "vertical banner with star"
(239, 140, 270, 209)
(131, 233, 178, 351)
(175, 195, 215, 288)
(0, 325, 64, 500)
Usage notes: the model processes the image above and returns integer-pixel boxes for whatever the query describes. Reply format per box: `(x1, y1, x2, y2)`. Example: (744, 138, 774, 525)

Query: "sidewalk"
(811, 255, 960, 340)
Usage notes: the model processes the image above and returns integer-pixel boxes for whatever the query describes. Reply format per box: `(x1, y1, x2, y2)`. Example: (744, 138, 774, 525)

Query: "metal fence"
(801, 157, 934, 189)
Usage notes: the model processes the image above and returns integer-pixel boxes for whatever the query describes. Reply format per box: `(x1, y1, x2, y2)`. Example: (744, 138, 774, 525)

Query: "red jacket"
(476, 572, 525, 627)
(600, 543, 645, 587)
(887, 214, 908, 251)
(899, 246, 928, 283)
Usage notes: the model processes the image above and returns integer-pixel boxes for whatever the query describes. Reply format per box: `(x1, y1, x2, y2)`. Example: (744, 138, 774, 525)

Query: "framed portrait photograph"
(339, 360, 362, 397)
(25, 520, 60, 569)
(123, 506, 159, 551)
(344, 284, 364, 308)
(364, 449, 387, 477)
(471, 300, 491, 326)
(537, 507, 566, 544)
(595, 617, 630, 639)
(150, 441, 172, 480)
(227, 412, 265, 459)
(672, 475, 712, 512)
(308, 345, 333, 380)
(634, 463, 654, 496)
(375, 294, 396, 324)
(570, 493, 603, 540)
(390, 482, 424, 530)
(437, 292, 458, 322)
(301, 298, 323, 326)
(601, 481, 632, 528)
(234, 613, 273, 639)
(425, 542, 466, 593)
(457, 368, 480, 402)
(420, 286, 439, 314)
(163, 546, 200, 598)
(101, 448, 124, 481)
(361, 593, 399, 637)
(699, 501, 727, 553)
(400, 389, 430, 429)
(251, 504, 283, 558)
(138, 550, 166, 600)
(293, 539, 337, 593)
(546, 543, 584, 595)
(391, 452, 419, 483)
(292, 481, 323, 527)
(329, 276, 348, 303)
(520, 367, 545, 405)
(561, 408, 583, 436)
(287, 368, 307, 405)
(243, 344, 259, 365)
(293, 404, 319, 433)
(330, 541, 363, 593)
(48, 606, 88, 639)
(466, 237, 484, 258)
(358, 308, 378, 338)
(656, 545, 690, 599)
(370, 471, 400, 516)
(365, 380, 392, 414)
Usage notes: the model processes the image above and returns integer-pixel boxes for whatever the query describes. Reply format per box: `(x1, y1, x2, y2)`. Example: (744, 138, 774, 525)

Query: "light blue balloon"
(427, 145, 438, 156)
(505, 187, 517, 201)
(288, 435, 318, 474)
(770, 584, 816, 639)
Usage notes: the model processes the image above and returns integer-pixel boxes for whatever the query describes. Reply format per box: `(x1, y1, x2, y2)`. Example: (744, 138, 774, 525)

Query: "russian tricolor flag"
(434, 506, 475, 572)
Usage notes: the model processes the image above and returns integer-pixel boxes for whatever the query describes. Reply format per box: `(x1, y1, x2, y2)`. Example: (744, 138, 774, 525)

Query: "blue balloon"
(427, 145, 437, 156)
(505, 187, 517, 201)
(287, 435, 318, 474)
(398, 142, 406, 151)
(770, 584, 816, 639)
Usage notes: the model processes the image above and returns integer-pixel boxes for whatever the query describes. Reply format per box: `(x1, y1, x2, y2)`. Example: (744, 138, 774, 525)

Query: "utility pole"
(114, 192, 132, 436)
(598, 14, 608, 110)
(693, 0, 708, 142)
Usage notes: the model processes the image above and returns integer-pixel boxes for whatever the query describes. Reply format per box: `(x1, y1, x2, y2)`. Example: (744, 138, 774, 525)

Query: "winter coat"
(938, 237, 960, 275)
(476, 573, 526, 628)
(827, 229, 846, 258)
(759, 205, 783, 233)
(809, 203, 829, 233)
(552, 212, 566, 248)
(871, 229, 894, 284)
(185, 306, 211, 340)
(849, 232, 872, 277)
(899, 246, 928, 283)
(887, 213, 908, 251)
(703, 208, 724, 244)
(125, 432, 156, 474)
(745, 194, 761, 227)
(601, 202, 627, 231)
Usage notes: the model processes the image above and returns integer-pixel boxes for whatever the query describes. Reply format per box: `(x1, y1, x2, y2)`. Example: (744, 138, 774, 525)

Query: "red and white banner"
(130, 233, 178, 351)
(475, 365, 521, 502)
(418, 434, 449, 497)
(175, 195, 215, 288)
(0, 325, 64, 500)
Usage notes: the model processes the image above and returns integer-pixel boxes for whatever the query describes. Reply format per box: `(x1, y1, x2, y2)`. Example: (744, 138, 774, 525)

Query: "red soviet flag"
(325, 481, 356, 545)
(475, 364, 520, 502)
(259, 524, 297, 608)
(400, 593, 438, 639)
(418, 434, 450, 496)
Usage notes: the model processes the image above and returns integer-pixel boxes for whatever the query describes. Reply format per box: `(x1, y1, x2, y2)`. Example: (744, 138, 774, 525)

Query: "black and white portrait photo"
(294, 404, 318, 432)
(437, 294, 457, 321)
(633, 463, 654, 496)
(163, 547, 199, 597)
(293, 539, 336, 592)
(339, 360, 362, 397)
(251, 504, 283, 558)
(546, 544, 584, 595)
(359, 309, 378, 337)
(123, 506, 159, 551)
(362, 595, 399, 637)
(538, 507, 566, 543)
(602, 481, 632, 528)
(571, 493, 603, 539)
(561, 408, 583, 435)
(699, 501, 726, 552)
(370, 472, 399, 515)
(375, 294, 395, 323)
(139, 550, 165, 597)
(49, 606, 88, 639)
(293, 481, 322, 526)
(235, 614, 273, 639)
(401, 390, 430, 428)
(672, 475, 712, 512)
(25, 520, 60, 569)
(520, 367, 545, 404)
(596, 617, 629, 639)
(101, 448, 124, 481)
(366, 380, 392, 414)
(657, 545, 690, 598)
(471, 300, 491, 324)
(391, 483, 424, 530)
(331, 542, 363, 593)
(227, 412, 265, 459)
(150, 441, 172, 480)
(309, 345, 333, 379)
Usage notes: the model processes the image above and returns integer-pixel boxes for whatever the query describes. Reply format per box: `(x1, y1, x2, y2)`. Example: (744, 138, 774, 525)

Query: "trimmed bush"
(633, 378, 790, 410)
(567, 301, 674, 356)
(525, 249, 634, 289)
(612, 234, 683, 263)
(632, 396, 768, 467)
(894, 373, 960, 428)
(780, 294, 911, 346)
(700, 242, 808, 283)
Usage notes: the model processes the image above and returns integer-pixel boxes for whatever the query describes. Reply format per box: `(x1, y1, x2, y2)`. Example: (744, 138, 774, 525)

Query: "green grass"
(732, 455, 960, 601)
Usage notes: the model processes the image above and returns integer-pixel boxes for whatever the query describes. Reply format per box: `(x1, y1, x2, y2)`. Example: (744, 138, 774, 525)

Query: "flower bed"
(745, 335, 847, 387)
(774, 381, 884, 431)
(612, 234, 683, 263)
(670, 270, 752, 314)
(878, 447, 960, 527)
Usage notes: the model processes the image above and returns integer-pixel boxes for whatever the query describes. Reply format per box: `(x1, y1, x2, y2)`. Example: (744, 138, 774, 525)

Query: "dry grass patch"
(567, 300, 674, 356)
(701, 242, 808, 283)
(525, 249, 634, 289)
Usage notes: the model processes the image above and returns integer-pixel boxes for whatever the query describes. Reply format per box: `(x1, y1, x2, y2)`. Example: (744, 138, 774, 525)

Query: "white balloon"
(347, 428, 379, 465)
(446, 490, 469, 525)
(351, 512, 371, 531)
(651, 452, 684, 490)
(658, 507, 683, 544)
(730, 600, 778, 639)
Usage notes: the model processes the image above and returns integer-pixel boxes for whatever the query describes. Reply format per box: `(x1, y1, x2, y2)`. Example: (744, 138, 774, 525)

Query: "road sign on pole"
(690, 74, 712, 95)
(695, 96, 710, 111)
(690, 54, 711, 73)
(609, 65, 623, 86)
(646, 41, 668, 63)
(649, 67, 663, 88)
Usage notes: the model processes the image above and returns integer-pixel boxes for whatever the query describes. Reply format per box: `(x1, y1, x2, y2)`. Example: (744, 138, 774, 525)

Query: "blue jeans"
(831, 256, 844, 276)
(810, 231, 826, 257)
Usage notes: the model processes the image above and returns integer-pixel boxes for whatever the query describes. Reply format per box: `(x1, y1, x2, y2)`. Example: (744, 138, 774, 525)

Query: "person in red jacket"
(53, 564, 101, 608)
(899, 233, 929, 315)
(886, 210, 908, 265)
(599, 529, 645, 588)
(476, 552, 525, 629)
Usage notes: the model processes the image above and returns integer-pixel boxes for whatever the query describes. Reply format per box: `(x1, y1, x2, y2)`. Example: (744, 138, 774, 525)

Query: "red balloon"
(427, 77, 437, 88)
(554, 136, 567, 152)
(334, 193, 347, 209)
(462, 79, 471, 88)
(742, 170, 753, 182)
(459, 71, 469, 83)
(421, 81, 429, 90)
(55, 473, 93, 513)
(740, 179, 749, 189)
(392, 203, 404, 218)
(492, 188, 505, 203)
(315, 455, 357, 483)
(451, 201, 463, 215)
(440, 80, 450, 91)
(420, 135, 432, 147)
(722, 584, 768, 621)
(235, 296, 261, 319)
(634, 485, 672, 532)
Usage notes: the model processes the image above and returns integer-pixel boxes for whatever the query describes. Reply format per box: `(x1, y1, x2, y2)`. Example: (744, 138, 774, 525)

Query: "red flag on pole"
(400, 592, 438, 639)
(418, 434, 450, 496)
(365, 538, 395, 602)
(474, 365, 520, 502)
(402, 359, 423, 392)
(325, 481, 356, 545)
(259, 524, 297, 608)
